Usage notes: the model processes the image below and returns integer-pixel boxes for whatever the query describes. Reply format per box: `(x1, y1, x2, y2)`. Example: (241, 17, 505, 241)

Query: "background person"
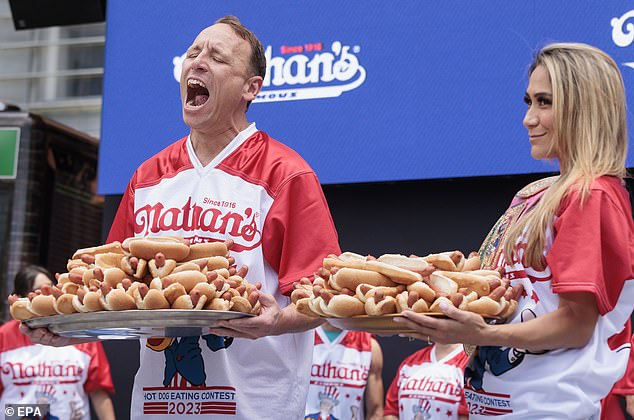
(601, 334, 634, 420)
(383, 343, 468, 420)
(394, 43, 634, 419)
(21, 16, 340, 420)
(1, 265, 115, 420)
(304, 323, 384, 420)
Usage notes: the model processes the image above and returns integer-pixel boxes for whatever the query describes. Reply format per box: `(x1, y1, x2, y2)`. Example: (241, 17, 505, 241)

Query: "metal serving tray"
(23, 310, 253, 340)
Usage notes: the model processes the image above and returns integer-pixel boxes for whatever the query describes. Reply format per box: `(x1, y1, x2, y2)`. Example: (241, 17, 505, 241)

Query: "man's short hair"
(215, 16, 266, 80)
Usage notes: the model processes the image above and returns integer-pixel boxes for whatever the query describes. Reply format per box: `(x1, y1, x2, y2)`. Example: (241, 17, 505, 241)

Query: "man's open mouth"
(186, 78, 209, 107)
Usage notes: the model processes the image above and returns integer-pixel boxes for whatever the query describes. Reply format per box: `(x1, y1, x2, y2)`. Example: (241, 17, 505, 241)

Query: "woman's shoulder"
(586, 175, 626, 192)
(515, 176, 559, 199)
(556, 176, 631, 218)
(566, 175, 628, 202)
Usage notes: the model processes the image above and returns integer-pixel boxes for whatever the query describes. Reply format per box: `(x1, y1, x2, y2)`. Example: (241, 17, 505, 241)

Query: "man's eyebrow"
(186, 43, 228, 55)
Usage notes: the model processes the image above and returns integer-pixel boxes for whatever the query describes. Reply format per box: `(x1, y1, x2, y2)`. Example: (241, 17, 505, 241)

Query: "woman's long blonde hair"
(503, 43, 628, 268)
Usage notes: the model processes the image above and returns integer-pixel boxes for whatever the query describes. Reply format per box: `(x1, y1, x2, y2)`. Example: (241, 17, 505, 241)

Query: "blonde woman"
(394, 43, 634, 419)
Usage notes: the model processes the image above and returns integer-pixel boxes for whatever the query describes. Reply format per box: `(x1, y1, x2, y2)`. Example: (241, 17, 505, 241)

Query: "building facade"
(0, 0, 104, 138)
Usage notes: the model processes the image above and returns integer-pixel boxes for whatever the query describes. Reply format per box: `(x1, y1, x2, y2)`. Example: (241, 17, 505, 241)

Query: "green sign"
(0, 128, 20, 179)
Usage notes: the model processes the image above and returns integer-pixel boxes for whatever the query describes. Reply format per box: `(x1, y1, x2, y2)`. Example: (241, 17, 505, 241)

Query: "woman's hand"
(395, 291, 598, 351)
(394, 301, 493, 345)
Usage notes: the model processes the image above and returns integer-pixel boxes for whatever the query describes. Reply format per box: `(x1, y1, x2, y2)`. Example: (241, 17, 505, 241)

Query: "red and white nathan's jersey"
(108, 124, 340, 419)
(465, 176, 634, 419)
(0, 320, 114, 420)
(384, 345, 469, 420)
(305, 327, 373, 420)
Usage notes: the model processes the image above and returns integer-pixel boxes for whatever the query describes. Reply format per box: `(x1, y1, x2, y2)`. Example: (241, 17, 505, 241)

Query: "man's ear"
(243, 76, 263, 102)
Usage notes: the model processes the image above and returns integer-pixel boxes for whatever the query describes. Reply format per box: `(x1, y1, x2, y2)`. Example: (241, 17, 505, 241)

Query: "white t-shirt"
(305, 327, 373, 420)
(108, 124, 341, 419)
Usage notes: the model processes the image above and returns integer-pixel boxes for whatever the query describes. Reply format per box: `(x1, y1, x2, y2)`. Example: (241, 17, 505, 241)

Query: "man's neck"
(190, 122, 248, 166)
(433, 343, 461, 360)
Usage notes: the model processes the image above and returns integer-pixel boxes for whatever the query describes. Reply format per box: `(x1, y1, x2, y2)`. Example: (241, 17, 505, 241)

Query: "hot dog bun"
(8, 296, 36, 320)
(29, 287, 57, 317)
(406, 281, 436, 303)
(184, 242, 229, 261)
(364, 291, 397, 316)
(462, 255, 482, 271)
(466, 296, 505, 316)
(337, 252, 367, 261)
(426, 273, 459, 295)
(376, 254, 432, 276)
(52, 286, 77, 315)
(162, 282, 188, 306)
(94, 253, 125, 270)
(130, 283, 170, 310)
(71, 286, 104, 313)
(148, 254, 177, 278)
(172, 290, 208, 310)
(318, 293, 366, 317)
(423, 251, 465, 271)
(295, 297, 320, 317)
(72, 241, 125, 259)
(330, 268, 398, 291)
(162, 271, 208, 293)
(324, 257, 423, 285)
(100, 283, 137, 311)
(431, 271, 490, 297)
(354, 284, 405, 303)
(396, 291, 430, 313)
(429, 296, 454, 312)
(126, 237, 190, 261)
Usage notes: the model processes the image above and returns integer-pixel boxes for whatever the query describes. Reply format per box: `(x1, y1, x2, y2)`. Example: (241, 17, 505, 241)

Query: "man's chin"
(182, 111, 207, 129)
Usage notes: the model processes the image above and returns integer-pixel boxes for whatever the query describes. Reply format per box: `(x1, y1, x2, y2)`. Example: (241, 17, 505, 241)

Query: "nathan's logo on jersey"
(172, 40, 366, 103)
(311, 361, 369, 383)
(134, 197, 261, 250)
(611, 10, 634, 69)
(2, 361, 84, 381)
(399, 372, 462, 398)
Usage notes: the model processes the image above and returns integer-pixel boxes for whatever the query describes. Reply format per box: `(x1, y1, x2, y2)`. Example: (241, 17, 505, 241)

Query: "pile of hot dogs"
(291, 251, 523, 319)
(9, 237, 261, 320)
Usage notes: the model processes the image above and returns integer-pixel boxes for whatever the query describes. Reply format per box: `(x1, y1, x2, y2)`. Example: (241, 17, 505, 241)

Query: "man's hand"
(208, 291, 323, 339)
(18, 323, 95, 347)
(208, 292, 284, 339)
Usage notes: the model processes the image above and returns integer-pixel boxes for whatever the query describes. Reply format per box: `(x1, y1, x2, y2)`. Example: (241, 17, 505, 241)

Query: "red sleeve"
(106, 176, 137, 243)
(80, 342, 115, 395)
(384, 363, 404, 416)
(262, 172, 340, 295)
(458, 392, 469, 416)
(547, 186, 634, 315)
(383, 377, 400, 416)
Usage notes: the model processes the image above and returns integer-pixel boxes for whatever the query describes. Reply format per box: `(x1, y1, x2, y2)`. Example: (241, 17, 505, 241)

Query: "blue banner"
(99, 1, 634, 194)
